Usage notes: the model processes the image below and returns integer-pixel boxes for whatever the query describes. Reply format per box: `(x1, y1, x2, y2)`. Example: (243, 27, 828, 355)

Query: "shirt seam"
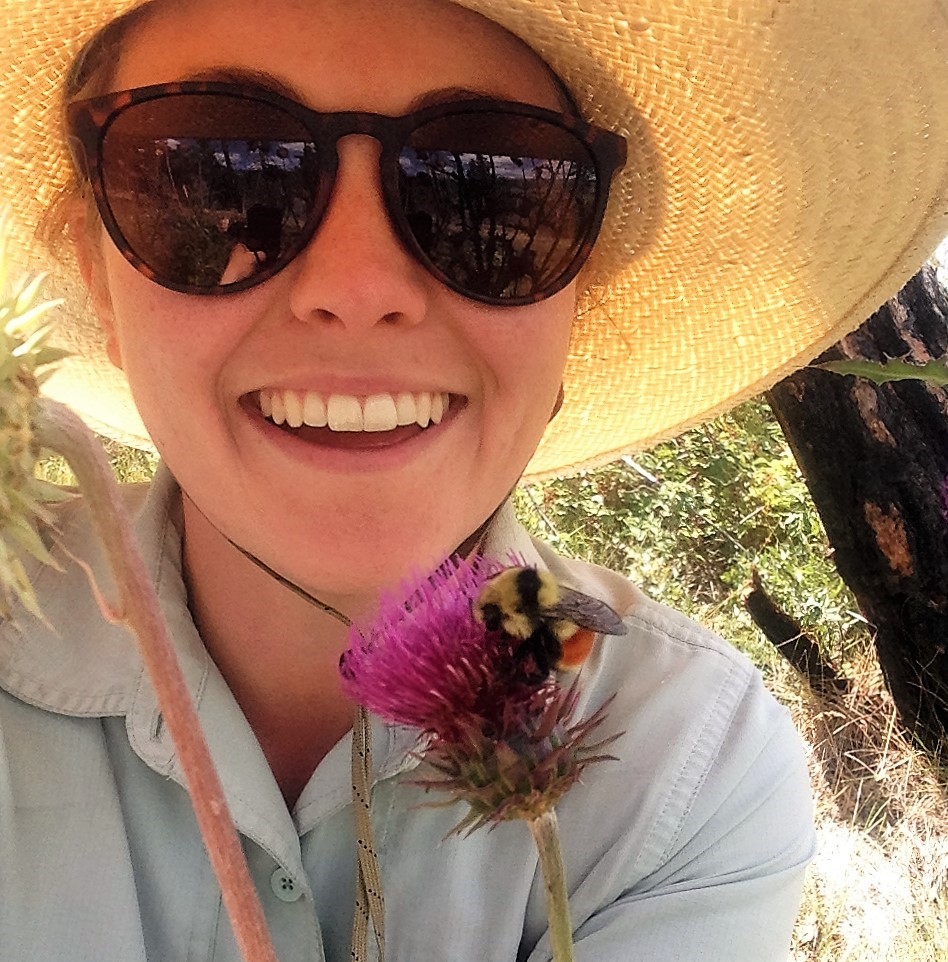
(622, 607, 743, 660)
(647, 659, 752, 867)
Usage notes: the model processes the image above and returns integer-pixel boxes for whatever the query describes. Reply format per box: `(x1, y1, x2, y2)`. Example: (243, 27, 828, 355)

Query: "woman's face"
(86, 0, 576, 597)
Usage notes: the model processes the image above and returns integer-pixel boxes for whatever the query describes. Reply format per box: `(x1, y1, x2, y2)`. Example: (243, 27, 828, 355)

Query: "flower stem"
(34, 399, 278, 962)
(528, 809, 575, 962)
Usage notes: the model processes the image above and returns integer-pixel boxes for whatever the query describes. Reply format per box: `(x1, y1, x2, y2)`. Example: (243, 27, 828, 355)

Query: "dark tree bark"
(744, 571, 849, 697)
(765, 265, 948, 756)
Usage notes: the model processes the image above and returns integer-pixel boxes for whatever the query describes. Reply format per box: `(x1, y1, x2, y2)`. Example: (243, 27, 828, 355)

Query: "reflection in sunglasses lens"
(103, 94, 317, 288)
(400, 114, 597, 300)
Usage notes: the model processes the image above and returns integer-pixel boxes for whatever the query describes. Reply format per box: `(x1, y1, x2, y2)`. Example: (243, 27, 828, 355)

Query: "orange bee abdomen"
(556, 627, 597, 670)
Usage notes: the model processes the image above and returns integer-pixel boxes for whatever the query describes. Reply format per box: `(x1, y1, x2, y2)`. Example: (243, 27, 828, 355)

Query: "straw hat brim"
(2, 0, 948, 479)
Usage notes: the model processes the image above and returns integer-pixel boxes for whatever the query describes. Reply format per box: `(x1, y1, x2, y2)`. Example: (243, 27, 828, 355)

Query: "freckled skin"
(83, 0, 577, 605)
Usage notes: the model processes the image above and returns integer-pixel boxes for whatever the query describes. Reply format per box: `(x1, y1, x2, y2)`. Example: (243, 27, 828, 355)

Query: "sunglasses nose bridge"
(316, 110, 403, 153)
(311, 111, 403, 206)
(301, 112, 412, 251)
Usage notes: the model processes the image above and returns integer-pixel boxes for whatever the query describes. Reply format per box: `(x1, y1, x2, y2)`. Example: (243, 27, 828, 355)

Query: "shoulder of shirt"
(526, 535, 809, 869)
(0, 472, 183, 716)
(483, 503, 766, 713)
(527, 531, 799, 784)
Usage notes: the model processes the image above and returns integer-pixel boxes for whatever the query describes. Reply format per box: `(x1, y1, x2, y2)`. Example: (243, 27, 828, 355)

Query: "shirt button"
(270, 868, 302, 902)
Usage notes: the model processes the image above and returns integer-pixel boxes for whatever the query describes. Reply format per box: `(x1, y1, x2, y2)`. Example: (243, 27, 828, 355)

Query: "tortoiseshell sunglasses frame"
(66, 81, 628, 305)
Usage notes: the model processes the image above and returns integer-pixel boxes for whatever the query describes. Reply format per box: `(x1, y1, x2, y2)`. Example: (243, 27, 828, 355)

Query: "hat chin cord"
(194, 500, 503, 630)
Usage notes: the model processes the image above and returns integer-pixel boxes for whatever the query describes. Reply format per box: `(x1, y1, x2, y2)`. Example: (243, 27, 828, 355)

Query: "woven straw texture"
(2, 0, 948, 478)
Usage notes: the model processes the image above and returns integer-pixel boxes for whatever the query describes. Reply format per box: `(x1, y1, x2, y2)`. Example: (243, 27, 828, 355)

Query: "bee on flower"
(474, 565, 627, 678)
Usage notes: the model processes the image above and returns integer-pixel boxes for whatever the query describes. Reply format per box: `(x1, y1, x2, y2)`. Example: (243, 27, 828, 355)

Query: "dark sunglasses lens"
(399, 112, 599, 301)
(101, 93, 319, 290)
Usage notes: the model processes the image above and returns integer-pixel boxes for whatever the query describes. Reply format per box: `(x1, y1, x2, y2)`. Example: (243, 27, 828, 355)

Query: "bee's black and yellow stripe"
(475, 566, 626, 676)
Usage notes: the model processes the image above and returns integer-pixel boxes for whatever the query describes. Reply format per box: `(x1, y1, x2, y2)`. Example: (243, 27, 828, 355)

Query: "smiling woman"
(1, 0, 948, 960)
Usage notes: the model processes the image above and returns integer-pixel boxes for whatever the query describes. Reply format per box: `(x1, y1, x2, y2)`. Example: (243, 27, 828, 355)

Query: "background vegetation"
(40, 395, 948, 960)
(517, 397, 947, 962)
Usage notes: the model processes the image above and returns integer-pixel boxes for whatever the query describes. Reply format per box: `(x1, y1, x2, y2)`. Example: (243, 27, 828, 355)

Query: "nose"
(286, 137, 429, 331)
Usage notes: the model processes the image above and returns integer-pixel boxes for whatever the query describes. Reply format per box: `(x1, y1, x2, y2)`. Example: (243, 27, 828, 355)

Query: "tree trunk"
(765, 265, 948, 756)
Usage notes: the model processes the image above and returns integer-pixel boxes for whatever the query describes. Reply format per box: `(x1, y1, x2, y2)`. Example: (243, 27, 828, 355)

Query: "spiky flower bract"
(0, 208, 68, 620)
(340, 557, 618, 834)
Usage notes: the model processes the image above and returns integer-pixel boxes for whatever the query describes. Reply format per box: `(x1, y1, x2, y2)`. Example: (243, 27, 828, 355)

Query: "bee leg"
(514, 629, 559, 682)
(514, 640, 549, 681)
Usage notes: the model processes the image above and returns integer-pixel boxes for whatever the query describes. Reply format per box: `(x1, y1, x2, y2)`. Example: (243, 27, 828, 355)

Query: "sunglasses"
(66, 82, 627, 305)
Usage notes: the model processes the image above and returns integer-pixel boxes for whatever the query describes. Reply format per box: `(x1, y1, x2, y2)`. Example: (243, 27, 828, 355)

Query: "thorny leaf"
(815, 357, 948, 387)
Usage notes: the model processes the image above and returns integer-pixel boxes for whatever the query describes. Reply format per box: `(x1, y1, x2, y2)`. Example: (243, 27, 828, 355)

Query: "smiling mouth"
(255, 388, 460, 446)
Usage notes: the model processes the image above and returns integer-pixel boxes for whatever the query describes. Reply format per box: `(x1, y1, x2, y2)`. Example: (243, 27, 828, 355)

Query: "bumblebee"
(474, 566, 627, 678)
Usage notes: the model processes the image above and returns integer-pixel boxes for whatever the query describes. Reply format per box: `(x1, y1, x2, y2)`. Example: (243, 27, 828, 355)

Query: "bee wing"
(548, 586, 628, 636)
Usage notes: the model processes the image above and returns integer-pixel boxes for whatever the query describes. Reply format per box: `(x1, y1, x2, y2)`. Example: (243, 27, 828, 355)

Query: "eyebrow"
(405, 86, 499, 111)
(182, 68, 526, 113)
(185, 67, 306, 101)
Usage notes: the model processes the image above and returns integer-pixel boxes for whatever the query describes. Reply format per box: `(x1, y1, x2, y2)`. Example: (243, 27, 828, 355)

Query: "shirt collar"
(0, 463, 188, 716)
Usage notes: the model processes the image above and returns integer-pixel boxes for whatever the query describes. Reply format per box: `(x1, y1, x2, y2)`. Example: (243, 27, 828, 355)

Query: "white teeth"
(430, 392, 444, 425)
(327, 394, 363, 431)
(270, 391, 286, 425)
(362, 394, 399, 432)
(302, 392, 328, 427)
(395, 392, 416, 426)
(283, 390, 304, 428)
(414, 392, 432, 428)
(261, 389, 451, 432)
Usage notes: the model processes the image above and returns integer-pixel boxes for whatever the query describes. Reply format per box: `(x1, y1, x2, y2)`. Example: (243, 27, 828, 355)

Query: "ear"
(68, 201, 124, 370)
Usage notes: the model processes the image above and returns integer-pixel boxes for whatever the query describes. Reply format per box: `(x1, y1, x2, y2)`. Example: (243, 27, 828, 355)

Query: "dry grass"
(778, 653, 948, 961)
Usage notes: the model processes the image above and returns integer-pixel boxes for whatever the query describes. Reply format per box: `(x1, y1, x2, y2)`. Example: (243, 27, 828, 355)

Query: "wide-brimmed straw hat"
(2, 0, 947, 479)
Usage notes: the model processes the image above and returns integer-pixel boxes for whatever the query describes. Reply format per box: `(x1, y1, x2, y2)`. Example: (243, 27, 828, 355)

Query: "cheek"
(102, 243, 262, 369)
(98, 251, 245, 442)
(489, 293, 574, 418)
(461, 289, 574, 493)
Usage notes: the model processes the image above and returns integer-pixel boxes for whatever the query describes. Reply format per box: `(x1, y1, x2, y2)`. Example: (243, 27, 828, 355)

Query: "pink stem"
(35, 399, 278, 962)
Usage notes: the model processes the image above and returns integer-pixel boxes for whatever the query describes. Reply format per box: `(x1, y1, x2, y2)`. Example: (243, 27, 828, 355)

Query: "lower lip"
(241, 395, 464, 470)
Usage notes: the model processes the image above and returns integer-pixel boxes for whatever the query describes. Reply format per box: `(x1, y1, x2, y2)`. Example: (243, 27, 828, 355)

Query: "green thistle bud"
(0, 208, 68, 620)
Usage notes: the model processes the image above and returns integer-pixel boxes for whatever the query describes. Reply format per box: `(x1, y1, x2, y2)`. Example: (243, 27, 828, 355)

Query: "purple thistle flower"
(340, 556, 619, 832)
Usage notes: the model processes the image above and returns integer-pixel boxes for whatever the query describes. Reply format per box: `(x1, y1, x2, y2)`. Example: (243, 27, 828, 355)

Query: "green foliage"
(37, 440, 157, 487)
(816, 357, 948, 386)
(517, 398, 871, 674)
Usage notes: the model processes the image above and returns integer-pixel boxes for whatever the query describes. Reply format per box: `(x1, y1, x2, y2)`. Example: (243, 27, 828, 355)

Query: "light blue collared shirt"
(0, 465, 815, 961)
